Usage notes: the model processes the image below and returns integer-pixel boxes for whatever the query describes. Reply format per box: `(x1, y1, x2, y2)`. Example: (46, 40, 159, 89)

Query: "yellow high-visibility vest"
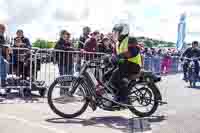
(116, 37, 142, 66)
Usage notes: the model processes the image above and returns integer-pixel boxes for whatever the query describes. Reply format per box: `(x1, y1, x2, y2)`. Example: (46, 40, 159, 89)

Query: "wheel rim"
(129, 84, 157, 114)
(50, 81, 88, 116)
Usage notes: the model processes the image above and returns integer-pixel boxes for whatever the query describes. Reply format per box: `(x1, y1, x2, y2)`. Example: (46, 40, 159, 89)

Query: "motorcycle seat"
(123, 70, 161, 84)
(128, 70, 151, 80)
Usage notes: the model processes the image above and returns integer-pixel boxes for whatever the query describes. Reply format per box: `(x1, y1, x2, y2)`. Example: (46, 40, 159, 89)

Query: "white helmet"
(112, 23, 130, 36)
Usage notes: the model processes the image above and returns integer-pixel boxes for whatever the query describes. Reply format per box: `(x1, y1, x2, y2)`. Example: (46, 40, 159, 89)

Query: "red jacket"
(84, 38, 97, 52)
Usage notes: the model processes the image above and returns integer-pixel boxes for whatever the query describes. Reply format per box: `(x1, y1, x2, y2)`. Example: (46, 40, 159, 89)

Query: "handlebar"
(181, 57, 200, 61)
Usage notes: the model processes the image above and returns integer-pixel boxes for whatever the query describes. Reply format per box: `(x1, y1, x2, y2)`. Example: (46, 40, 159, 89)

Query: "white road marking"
(0, 114, 67, 133)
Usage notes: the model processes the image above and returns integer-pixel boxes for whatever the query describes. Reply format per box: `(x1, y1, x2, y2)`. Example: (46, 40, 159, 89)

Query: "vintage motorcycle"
(47, 56, 167, 118)
(182, 57, 200, 87)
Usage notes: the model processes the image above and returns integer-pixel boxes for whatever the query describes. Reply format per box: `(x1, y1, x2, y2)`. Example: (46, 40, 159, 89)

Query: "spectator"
(0, 24, 6, 44)
(14, 30, 31, 48)
(97, 36, 113, 54)
(84, 30, 100, 52)
(0, 24, 10, 60)
(161, 51, 172, 74)
(143, 48, 152, 71)
(78, 26, 91, 49)
(0, 24, 9, 88)
(54, 30, 74, 76)
(76, 26, 91, 72)
(106, 33, 116, 54)
(100, 33, 104, 42)
(84, 30, 100, 60)
(54, 30, 74, 95)
(12, 30, 32, 79)
(152, 49, 162, 75)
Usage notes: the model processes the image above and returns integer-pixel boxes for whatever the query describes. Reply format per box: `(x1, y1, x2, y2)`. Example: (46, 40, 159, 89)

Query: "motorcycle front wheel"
(47, 79, 89, 118)
(128, 83, 159, 117)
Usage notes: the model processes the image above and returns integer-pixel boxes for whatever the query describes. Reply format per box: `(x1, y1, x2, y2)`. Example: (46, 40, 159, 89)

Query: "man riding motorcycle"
(109, 23, 142, 105)
(181, 41, 200, 80)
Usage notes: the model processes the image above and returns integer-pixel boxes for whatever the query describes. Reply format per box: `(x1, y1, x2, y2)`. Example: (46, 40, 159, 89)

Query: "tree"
(32, 39, 55, 49)
(166, 42, 175, 47)
(144, 40, 153, 48)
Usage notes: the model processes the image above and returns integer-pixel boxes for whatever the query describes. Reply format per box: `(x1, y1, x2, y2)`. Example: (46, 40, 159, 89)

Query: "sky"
(0, 0, 200, 43)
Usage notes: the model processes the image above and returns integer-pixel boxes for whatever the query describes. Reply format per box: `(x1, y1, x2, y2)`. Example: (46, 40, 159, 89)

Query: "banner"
(176, 13, 186, 51)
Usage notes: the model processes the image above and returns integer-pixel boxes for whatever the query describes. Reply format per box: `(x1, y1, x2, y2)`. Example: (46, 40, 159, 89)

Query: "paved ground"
(1, 74, 200, 133)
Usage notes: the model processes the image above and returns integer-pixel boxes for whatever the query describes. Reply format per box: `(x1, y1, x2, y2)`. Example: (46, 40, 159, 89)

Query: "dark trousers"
(109, 61, 140, 101)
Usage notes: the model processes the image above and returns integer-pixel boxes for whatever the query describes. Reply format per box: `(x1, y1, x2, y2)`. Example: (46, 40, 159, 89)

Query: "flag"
(176, 13, 186, 51)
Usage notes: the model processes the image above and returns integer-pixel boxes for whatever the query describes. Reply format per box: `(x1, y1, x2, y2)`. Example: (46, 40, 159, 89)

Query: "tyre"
(128, 83, 159, 117)
(47, 79, 89, 118)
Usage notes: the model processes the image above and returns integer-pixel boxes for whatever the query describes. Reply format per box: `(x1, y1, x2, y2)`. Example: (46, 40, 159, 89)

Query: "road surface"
(1, 74, 200, 133)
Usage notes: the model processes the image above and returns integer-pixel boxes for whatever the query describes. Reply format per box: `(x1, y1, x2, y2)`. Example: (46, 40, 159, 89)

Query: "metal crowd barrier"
(0, 47, 184, 97)
(0, 47, 33, 97)
(33, 49, 106, 88)
(0, 47, 106, 96)
(143, 56, 182, 74)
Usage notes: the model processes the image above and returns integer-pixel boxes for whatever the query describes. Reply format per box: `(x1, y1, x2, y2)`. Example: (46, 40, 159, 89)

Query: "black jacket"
(54, 39, 74, 65)
(182, 47, 200, 58)
(78, 35, 89, 49)
(0, 35, 7, 59)
(13, 37, 31, 60)
(14, 37, 31, 48)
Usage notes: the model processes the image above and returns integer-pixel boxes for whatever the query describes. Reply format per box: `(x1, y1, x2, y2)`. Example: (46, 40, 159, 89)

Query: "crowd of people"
(142, 47, 182, 74)
(0, 24, 32, 87)
(0, 22, 195, 105)
(0, 23, 183, 88)
(0, 24, 118, 87)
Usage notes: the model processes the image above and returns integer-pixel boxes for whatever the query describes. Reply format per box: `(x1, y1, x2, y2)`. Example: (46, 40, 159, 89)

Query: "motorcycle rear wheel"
(128, 83, 159, 117)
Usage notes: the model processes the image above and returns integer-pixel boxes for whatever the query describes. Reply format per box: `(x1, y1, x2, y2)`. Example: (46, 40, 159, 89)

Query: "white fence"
(0, 47, 106, 95)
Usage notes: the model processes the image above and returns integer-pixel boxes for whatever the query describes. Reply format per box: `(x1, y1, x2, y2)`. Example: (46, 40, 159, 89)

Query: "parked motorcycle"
(47, 56, 167, 118)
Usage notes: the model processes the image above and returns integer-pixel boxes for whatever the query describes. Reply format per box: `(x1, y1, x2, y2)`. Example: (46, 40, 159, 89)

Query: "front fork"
(70, 77, 97, 111)
(69, 77, 82, 95)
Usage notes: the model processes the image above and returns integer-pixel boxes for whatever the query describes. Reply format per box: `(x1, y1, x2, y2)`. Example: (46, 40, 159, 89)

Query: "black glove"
(110, 54, 125, 65)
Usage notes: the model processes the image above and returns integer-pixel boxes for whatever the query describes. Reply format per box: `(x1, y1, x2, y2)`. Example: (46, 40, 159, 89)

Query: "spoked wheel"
(47, 79, 89, 118)
(128, 83, 159, 117)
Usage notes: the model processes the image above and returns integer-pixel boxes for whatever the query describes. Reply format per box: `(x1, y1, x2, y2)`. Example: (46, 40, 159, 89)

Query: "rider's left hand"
(111, 55, 124, 65)
(110, 55, 118, 65)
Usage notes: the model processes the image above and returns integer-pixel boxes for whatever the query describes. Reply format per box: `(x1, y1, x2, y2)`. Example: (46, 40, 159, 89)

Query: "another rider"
(109, 23, 142, 105)
(181, 41, 200, 80)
